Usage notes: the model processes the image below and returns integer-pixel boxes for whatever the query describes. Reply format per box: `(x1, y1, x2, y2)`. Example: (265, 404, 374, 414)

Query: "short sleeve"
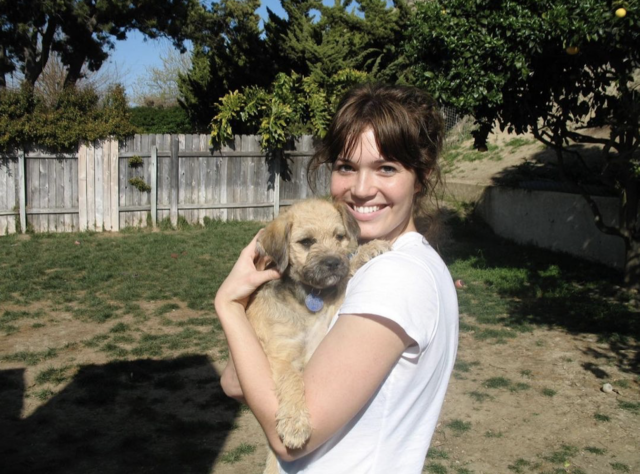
(338, 253, 440, 355)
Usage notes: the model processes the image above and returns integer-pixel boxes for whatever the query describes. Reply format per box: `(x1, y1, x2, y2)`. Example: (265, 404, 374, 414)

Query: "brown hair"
(308, 83, 445, 199)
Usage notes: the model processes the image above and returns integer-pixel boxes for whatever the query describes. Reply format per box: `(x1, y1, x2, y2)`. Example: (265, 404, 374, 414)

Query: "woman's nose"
(352, 171, 375, 198)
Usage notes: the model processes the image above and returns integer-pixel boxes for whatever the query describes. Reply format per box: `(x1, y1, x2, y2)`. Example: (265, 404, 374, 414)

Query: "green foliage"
(178, 0, 273, 132)
(0, 84, 136, 152)
(129, 106, 192, 134)
(210, 69, 369, 151)
(407, 1, 640, 285)
(1, 0, 208, 87)
(128, 177, 151, 193)
(128, 155, 144, 168)
(180, 0, 410, 130)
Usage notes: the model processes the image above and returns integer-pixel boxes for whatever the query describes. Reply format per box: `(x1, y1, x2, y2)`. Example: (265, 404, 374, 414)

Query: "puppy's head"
(257, 199, 359, 288)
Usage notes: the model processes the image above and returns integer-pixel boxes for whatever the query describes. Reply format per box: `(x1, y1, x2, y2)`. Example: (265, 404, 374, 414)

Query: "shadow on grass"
(440, 208, 640, 376)
(0, 355, 240, 474)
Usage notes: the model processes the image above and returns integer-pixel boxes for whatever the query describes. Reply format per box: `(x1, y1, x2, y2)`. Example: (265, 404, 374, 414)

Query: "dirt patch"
(2, 297, 637, 473)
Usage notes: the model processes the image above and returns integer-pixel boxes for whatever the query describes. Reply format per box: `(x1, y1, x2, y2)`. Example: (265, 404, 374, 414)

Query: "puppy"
(246, 198, 389, 472)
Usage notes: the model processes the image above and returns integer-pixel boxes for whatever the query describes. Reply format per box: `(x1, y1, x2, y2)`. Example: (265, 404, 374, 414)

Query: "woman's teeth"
(354, 205, 380, 214)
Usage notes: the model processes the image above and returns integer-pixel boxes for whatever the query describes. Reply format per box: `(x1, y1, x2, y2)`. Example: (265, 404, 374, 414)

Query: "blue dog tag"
(305, 293, 324, 312)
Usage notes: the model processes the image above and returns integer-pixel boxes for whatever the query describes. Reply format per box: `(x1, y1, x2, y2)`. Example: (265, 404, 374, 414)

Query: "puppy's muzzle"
(302, 254, 350, 289)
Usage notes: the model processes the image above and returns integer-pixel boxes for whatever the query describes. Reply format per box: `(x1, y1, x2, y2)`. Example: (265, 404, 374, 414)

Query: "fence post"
(110, 139, 119, 231)
(273, 151, 281, 217)
(170, 136, 179, 227)
(78, 142, 88, 231)
(150, 145, 158, 227)
(18, 148, 26, 233)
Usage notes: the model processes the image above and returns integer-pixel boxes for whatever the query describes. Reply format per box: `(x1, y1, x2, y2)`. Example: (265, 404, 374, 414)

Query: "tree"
(131, 47, 191, 108)
(210, 69, 370, 152)
(179, 0, 411, 131)
(178, 0, 273, 132)
(0, 0, 208, 89)
(315, 0, 412, 84)
(264, 0, 412, 85)
(406, 0, 640, 286)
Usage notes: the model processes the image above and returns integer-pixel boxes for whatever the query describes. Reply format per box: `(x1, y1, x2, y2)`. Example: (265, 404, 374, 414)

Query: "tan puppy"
(246, 199, 388, 472)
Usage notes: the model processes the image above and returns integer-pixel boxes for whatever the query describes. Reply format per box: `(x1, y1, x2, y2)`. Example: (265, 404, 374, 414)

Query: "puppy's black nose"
(322, 256, 342, 272)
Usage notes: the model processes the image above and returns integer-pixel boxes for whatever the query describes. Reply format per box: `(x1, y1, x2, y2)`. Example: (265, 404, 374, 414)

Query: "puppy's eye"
(335, 234, 345, 242)
(298, 238, 316, 248)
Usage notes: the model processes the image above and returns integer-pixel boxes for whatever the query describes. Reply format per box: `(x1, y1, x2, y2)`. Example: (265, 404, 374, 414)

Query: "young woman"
(215, 83, 459, 473)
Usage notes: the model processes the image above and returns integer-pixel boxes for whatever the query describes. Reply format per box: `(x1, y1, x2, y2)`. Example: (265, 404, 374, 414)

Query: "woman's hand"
(214, 231, 281, 312)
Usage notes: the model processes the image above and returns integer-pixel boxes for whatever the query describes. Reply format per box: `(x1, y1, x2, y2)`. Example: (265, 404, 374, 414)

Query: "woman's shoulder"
(350, 234, 438, 287)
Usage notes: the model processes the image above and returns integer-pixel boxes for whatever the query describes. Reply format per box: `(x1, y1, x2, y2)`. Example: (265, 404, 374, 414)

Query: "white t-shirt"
(279, 232, 459, 473)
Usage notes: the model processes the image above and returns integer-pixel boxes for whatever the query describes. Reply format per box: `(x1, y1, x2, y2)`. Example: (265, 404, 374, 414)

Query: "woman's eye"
(298, 238, 315, 248)
(380, 165, 397, 174)
(333, 161, 354, 173)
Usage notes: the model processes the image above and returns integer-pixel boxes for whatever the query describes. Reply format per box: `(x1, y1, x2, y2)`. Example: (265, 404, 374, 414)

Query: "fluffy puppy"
(246, 198, 388, 471)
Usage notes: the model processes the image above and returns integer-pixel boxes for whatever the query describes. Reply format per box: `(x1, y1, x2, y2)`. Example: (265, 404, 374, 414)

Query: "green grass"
(0, 221, 262, 310)
(1, 348, 58, 366)
(219, 443, 256, 464)
(542, 388, 557, 398)
(446, 419, 472, 436)
(444, 213, 638, 344)
(427, 448, 450, 460)
(504, 137, 535, 149)
(468, 391, 494, 402)
(484, 377, 512, 389)
(584, 446, 606, 455)
(543, 444, 578, 464)
(611, 462, 630, 472)
(35, 366, 71, 385)
(618, 400, 640, 414)
(425, 463, 448, 474)
(508, 458, 532, 473)
(594, 412, 610, 422)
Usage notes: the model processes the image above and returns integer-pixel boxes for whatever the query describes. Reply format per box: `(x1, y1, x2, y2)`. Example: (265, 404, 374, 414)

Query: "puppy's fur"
(246, 199, 389, 471)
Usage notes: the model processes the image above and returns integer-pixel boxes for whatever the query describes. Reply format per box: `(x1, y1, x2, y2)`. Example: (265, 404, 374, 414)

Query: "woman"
(215, 83, 459, 473)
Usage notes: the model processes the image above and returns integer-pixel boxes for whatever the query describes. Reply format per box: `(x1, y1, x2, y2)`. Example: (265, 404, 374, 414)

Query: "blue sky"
(108, 0, 295, 99)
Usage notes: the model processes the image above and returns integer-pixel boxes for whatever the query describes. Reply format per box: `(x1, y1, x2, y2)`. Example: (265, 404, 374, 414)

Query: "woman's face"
(330, 128, 419, 243)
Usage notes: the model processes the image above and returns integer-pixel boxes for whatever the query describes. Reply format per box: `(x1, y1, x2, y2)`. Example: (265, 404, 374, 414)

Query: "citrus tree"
(406, 0, 640, 287)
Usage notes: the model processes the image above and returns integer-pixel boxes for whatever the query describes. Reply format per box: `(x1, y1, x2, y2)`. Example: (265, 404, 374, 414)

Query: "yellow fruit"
(566, 46, 579, 55)
(615, 7, 627, 18)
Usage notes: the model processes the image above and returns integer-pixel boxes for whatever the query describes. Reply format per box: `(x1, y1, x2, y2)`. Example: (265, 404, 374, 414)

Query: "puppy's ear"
(257, 212, 292, 273)
(334, 202, 360, 243)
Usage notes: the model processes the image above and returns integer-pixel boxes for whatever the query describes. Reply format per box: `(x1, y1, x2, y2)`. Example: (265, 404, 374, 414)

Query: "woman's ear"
(334, 201, 360, 243)
(256, 212, 292, 273)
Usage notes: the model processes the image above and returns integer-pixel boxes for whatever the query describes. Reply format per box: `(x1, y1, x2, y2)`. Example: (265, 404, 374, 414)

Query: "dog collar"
(305, 292, 324, 313)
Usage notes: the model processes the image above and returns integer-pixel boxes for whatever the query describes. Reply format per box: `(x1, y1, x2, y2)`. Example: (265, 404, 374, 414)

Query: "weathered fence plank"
(95, 141, 104, 231)
(151, 145, 157, 227)
(170, 136, 179, 226)
(18, 150, 26, 233)
(109, 139, 118, 231)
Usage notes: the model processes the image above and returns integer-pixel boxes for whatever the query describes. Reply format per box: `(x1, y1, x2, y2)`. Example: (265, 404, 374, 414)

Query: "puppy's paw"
(350, 239, 392, 275)
(276, 405, 312, 449)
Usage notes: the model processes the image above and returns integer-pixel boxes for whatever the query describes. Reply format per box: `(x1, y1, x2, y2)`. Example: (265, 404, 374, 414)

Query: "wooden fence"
(0, 134, 330, 235)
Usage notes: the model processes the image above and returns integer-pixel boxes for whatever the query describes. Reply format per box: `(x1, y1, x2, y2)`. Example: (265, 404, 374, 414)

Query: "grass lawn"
(1, 212, 638, 474)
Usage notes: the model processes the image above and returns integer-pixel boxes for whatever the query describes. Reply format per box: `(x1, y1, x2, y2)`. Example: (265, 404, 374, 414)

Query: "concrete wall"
(473, 186, 624, 269)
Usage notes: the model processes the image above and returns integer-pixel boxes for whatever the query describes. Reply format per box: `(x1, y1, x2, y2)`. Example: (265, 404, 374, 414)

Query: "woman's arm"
(215, 234, 413, 462)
